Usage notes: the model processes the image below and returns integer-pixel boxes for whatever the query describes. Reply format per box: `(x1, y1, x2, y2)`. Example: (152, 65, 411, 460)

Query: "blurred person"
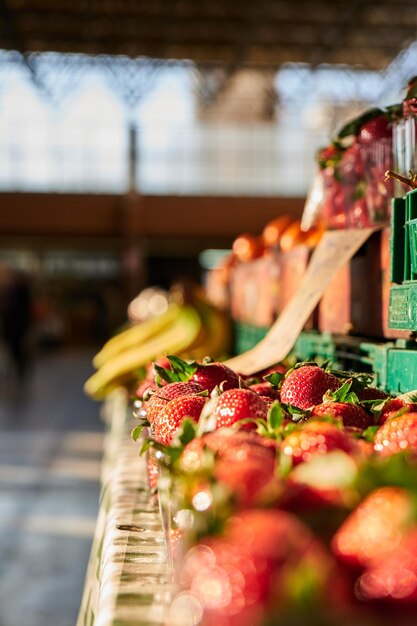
(0, 266, 33, 381)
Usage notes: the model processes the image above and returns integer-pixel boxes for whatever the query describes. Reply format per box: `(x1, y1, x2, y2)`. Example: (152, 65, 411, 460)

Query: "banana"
(84, 304, 201, 399)
(181, 296, 232, 362)
(92, 302, 181, 369)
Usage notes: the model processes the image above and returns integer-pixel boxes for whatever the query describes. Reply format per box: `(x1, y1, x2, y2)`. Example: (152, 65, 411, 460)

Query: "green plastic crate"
(294, 331, 336, 365)
(361, 340, 417, 393)
(389, 189, 417, 330)
(295, 333, 417, 395)
(234, 321, 269, 355)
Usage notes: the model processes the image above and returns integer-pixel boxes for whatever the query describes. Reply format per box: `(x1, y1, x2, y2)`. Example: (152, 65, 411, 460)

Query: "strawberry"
(349, 197, 371, 228)
(356, 387, 389, 402)
(191, 361, 240, 393)
(373, 412, 417, 455)
(135, 378, 158, 399)
(332, 487, 413, 569)
(359, 115, 392, 145)
(281, 420, 356, 466)
(356, 528, 417, 604)
(311, 402, 371, 429)
(145, 381, 205, 424)
(280, 365, 340, 410)
(181, 429, 277, 507)
(376, 398, 417, 425)
(135, 356, 171, 398)
(182, 509, 339, 626)
(153, 394, 206, 445)
(248, 381, 280, 401)
(214, 388, 269, 429)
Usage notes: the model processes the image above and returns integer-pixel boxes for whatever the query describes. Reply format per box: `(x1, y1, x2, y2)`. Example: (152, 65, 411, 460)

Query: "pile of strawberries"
(133, 357, 417, 626)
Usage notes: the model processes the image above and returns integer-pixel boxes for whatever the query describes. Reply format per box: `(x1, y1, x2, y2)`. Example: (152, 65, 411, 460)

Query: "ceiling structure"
(0, 0, 415, 71)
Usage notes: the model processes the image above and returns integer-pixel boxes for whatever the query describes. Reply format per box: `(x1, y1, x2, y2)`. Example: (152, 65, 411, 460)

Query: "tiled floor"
(0, 349, 104, 626)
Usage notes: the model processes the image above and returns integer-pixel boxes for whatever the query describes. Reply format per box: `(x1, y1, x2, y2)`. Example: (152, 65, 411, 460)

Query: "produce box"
(389, 191, 417, 333)
(229, 251, 281, 327)
(229, 245, 317, 330)
(295, 330, 417, 394)
(319, 231, 385, 337)
(279, 244, 318, 330)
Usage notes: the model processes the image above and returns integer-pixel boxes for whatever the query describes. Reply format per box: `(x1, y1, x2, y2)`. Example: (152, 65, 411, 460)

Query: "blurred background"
(0, 1, 416, 625)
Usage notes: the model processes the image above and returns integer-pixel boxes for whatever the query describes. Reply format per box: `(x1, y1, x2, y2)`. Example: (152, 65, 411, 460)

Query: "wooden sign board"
(226, 228, 378, 375)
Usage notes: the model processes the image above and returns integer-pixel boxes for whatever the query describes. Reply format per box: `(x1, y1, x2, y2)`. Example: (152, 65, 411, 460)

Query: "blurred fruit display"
(314, 107, 398, 229)
(216, 219, 323, 329)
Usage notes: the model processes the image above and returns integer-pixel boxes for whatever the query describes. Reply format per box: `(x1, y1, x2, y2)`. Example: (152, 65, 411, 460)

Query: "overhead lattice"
(0, 0, 415, 71)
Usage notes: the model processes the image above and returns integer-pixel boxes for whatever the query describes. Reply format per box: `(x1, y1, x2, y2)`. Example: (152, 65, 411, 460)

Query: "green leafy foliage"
(154, 355, 198, 384)
(264, 372, 284, 388)
(323, 379, 359, 404)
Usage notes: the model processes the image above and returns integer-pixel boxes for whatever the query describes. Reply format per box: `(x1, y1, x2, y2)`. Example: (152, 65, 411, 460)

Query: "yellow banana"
(85, 304, 201, 399)
(92, 302, 181, 369)
(181, 297, 232, 362)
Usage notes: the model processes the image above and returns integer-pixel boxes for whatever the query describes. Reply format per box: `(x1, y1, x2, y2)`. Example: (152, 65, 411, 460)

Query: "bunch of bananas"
(84, 290, 232, 399)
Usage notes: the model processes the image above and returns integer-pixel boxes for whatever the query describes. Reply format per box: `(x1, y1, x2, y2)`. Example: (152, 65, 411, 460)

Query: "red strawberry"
(356, 387, 389, 402)
(135, 379, 158, 399)
(182, 509, 339, 626)
(214, 388, 269, 429)
(332, 487, 413, 569)
(359, 116, 392, 144)
(249, 382, 280, 401)
(146, 355, 171, 378)
(145, 381, 204, 424)
(373, 412, 417, 455)
(356, 528, 417, 604)
(311, 402, 371, 429)
(280, 365, 340, 410)
(281, 420, 356, 466)
(136, 356, 172, 398)
(190, 362, 240, 393)
(153, 394, 206, 445)
(181, 429, 277, 507)
(349, 198, 371, 228)
(377, 398, 417, 425)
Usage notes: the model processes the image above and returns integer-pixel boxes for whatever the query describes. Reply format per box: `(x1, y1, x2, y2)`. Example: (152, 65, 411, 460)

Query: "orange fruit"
(280, 220, 307, 252)
(303, 224, 325, 248)
(262, 215, 292, 248)
(232, 234, 264, 262)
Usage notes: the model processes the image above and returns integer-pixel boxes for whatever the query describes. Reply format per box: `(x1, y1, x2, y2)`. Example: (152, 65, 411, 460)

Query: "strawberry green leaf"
(330, 369, 374, 389)
(154, 366, 180, 384)
(268, 401, 285, 430)
(283, 422, 297, 435)
(176, 418, 198, 447)
(167, 355, 199, 377)
(264, 372, 284, 388)
(324, 378, 353, 403)
(285, 404, 311, 423)
(139, 438, 153, 455)
(131, 424, 144, 441)
(369, 397, 391, 415)
(154, 355, 199, 383)
(279, 451, 293, 479)
(323, 379, 359, 404)
(361, 425, 379, 442)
